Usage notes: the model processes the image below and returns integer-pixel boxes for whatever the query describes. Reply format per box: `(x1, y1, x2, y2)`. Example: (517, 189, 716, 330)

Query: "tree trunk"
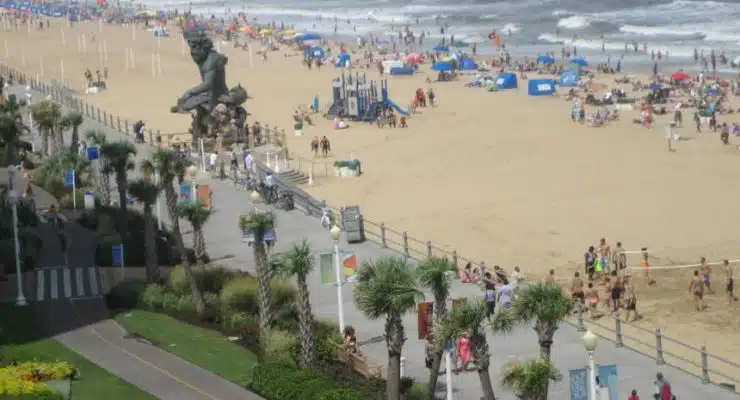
(193, 226, 206, 265)
(143, 206, 159, 282)
(386, 312, 404, 400)
(253, 241, 273, 331)
(93, 164, 111, 206)
(116, 174, 127, 211)
(41, 130, 49, 156)
(70, 126, 79, 154)
(427, 296, 448, 398)
(538, 341, 552, 400)
(297, 276, 317, 367)
(167, 184, 205, 314)
(477, 368, 497, 400)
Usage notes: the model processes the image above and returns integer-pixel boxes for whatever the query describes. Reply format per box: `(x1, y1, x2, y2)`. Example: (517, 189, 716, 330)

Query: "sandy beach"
(5, 17, 740, 379)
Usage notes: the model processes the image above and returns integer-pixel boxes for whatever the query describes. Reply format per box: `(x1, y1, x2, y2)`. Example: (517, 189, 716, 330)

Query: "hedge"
(167, 265, 241, 296)
(0, 361, 76, 399)
(251, 362, 379, 400)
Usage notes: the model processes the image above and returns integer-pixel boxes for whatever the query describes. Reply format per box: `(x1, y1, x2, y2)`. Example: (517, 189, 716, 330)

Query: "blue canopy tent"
(537, 55, 555, 64)
(335, 52, 350, 67)
(297, 33, 321, 41)
(648, 82, 663, 91)
(559, 70, 580, 87)
(433, 45, 449, 53)
(528, 79, 556, 96)
(459, 57, 478, 71)
(570, 58, 588, 67)
(432, 61, 454, 72)
(496, 72, 518, 89)
(305, 46, 325, 59)
(390, 67, 414, 76)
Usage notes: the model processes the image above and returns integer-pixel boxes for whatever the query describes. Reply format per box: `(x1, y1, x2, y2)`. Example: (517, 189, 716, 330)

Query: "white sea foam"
(502, 23, 521, 33)
(619, 25, 700, 37)
(537, 33, 695, 57)
(556, 15, 592, 30)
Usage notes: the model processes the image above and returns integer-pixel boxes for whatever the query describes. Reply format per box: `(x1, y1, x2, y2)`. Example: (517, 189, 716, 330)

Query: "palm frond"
(501, 359, 561, 397)
(128, 178, 161, 206)
(418, 256, 457, 303)
(512, 283, 573, 325)
(238, 210, 275, 239)
(179, 201, 212, 227)
(439, 299, 488, 341)
(354, 257, 423, 320)
(269, 239, 314, 280)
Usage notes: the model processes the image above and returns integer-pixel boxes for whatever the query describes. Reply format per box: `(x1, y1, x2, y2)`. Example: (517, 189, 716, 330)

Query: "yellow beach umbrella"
(439, 56, 453, 62)
(259, 28, 273, 35)
(281, 28, 296, 35)
(239, 26, 253, 33)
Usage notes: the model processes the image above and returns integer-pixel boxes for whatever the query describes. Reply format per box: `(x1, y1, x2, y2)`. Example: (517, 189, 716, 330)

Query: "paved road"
(8, 85, 737, 399)
(4, 85, 263, 400)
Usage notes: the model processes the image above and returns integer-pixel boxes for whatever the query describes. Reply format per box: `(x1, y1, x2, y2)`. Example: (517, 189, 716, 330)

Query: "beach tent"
(527, 79, 555, 96)
(671, 72, 690, 81)
(335, 52, 351, 68)
(496, 72, 518, 89)
(559, 70, 580, 87)
(382, 60, 404, 74)
(459, 57, 478, 71)
(433, 45, 449, 53)
(537, 55, 555, 64)
(305, 46, 325, 59)
(297, 33, 321, 41)
(570, 57, 588, 67)
(648, 82, 663, 91)
(390, 67, 414, 76)
(432, 61, 455, 72)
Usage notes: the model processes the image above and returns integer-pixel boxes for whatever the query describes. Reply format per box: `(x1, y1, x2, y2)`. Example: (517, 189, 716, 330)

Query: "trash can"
(341, 205, 365, 243)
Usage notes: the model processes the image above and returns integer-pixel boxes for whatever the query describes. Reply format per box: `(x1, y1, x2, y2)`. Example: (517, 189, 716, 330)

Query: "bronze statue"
(171, 27, 247, 150)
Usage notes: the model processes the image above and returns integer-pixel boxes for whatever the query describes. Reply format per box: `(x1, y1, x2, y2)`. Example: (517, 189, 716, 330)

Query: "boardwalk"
(7, 84, 737, 399)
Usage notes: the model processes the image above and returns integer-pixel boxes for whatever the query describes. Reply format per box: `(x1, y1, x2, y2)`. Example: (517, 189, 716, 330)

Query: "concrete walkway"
(8, 85, 737, 399)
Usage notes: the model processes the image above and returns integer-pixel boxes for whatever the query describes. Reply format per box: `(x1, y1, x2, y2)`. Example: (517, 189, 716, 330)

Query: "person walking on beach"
(674, 102, 682, 127)
(585, 246, 597, 281)
(699, 257, 714, 294)
(570, 272, 585, 305)
(623, 279, 641, 322)
(612, 241, 627, 270)
(725, 260, 738, 304)
(320, 136, 331, 157)
(641, 248, 655, 285)
(690, 270, 705, 311)
(483, 272, 496, 320)
(310, 136, 320, 157)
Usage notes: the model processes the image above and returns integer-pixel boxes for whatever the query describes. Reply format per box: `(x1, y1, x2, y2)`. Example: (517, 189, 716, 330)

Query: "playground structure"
(325, 72, 409, 122)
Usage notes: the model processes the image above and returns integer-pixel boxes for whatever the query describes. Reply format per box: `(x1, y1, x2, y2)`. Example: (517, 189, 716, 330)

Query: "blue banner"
(599, 364, 618, 400)
(179, 183, 193, 204)
(569, 368, 588, 400)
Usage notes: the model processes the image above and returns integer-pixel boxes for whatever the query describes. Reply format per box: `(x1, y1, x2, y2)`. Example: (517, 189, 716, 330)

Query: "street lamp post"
(583, 330, 599, 400)
(330, 225, 345, 334)
(6, 168, 27, 306)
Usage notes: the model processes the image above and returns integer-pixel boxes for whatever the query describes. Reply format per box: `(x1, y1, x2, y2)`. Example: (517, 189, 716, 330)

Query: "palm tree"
(492, 283, 573, 399)
(0, 113, 22, 166)
(354, 257, 423, 400)
(0, 94, 26, 115)
(30, 101, 67, 155)
(33, 151, 90, 192)
(128, 178, 162, 282)
(140, 150, 205, 314)
(238, 210, 276, 332)
(100, 140, 136, 211)
(85, 130, 112, 206)
(501, 359, 561, 400)
(418, 257, 458, 398)
(63, 112, 83, 154)
(439, 300, 496, 400)
(269, 240, 318, 367)
(178, 201, 212, 265)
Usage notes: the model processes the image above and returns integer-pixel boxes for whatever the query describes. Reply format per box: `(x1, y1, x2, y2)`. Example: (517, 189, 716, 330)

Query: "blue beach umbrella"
(649, 82, 663, 91)
(570, 57, 588, 67)
(297, 33, 321, 41)
(537, 55, 555, 64)
(433, 45, 449, 53)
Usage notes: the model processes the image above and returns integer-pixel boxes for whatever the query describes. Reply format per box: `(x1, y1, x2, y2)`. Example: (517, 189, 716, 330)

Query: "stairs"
(278, 169, 309, 185)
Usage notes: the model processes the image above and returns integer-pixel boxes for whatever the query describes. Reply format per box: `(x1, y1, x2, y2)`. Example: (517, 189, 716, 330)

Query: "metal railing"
(571, 305, 740, 392)
(4, 62, 738, 393)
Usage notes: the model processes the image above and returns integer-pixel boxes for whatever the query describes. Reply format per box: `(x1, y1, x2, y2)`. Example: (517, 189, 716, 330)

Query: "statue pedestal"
(336, 167, 360, 178)
(294, 129, 303, 136)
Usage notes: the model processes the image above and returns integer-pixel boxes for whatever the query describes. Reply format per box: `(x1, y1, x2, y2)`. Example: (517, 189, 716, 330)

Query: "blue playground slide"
(386, 99, 410, 116)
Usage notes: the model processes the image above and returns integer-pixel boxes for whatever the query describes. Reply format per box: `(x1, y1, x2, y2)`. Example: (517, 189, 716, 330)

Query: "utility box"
(341, 205, 365, 243)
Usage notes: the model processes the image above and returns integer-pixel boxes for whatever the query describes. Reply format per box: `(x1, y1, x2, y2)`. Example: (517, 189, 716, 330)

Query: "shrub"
(140, 284, 166, 310)
(167, 265, 240, 296)
(251, 362, 375, 400)
(0, 361, 74, 399)
(58, 188, 89, 210)
(160, 292, 181, 314)
(105, 279, 148, 309)
(220, 276, 297, 327)
(261, 330, 299, 364)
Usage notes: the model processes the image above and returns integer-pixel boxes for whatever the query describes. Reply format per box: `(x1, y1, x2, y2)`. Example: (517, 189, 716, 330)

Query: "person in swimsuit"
(641, 248, 655, 285)
(599, 237, 611, 275)
(570, 272, 585, 305)
(610, 270, 624, 311)
(603, 277, 613, 313)
(483, 272, 497, 319)
(699, 257, 714, 294)
(689, 270, 705, 311)
(612, 241, 627, 270)
(585, 246, 597, 281)
(586, 282, 600, 318)
(725, 260, 738, 304)
(543, 269, 556, 284)
(623, 280, 641, 322)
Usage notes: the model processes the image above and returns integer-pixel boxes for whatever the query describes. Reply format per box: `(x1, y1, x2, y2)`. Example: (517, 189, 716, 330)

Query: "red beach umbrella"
(671, 72, 691, 81)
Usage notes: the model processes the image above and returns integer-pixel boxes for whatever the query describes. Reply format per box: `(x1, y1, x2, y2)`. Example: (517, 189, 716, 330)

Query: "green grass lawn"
(0, 304, 155, 400)
(114, 310, 259, 386)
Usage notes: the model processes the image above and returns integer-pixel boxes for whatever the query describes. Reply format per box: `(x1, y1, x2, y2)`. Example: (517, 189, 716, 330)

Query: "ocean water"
(150, 0, 740, 70)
